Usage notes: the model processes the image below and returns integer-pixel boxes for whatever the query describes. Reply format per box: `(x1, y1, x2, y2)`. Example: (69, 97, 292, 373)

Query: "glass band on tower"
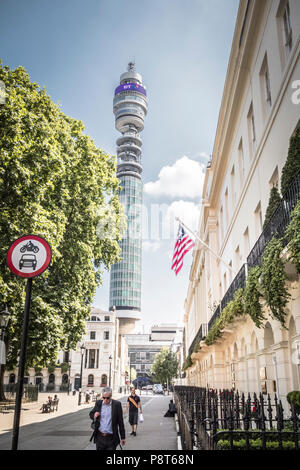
(109, 62, 148, 334)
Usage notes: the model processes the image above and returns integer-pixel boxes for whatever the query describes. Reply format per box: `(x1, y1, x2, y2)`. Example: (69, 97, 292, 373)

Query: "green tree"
(263, 186, 282, 231)
(151, 348, 178, 387)
(0, 62, 124, 399)
(281, 121, 300, 195)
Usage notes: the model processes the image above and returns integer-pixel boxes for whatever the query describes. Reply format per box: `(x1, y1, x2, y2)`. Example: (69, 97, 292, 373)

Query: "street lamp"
(0, 306, 11, 340)
(78, 344, 86, 406)
(67, 358, 71, 396)
(109, 355, 112, 388)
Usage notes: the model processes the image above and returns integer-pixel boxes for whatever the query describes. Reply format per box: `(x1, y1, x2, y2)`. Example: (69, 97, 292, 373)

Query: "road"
(0, 394, 178, 450)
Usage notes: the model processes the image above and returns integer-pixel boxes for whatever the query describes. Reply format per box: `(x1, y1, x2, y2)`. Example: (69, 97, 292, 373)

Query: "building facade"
(125, 324, 183, 383)
(4, 307, 129, 394)
(109, 62, 148, 335)
(183, 0, 300, 408)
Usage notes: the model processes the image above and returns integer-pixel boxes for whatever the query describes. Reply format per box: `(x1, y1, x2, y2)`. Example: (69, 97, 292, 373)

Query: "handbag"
(139, 413, 144, 423)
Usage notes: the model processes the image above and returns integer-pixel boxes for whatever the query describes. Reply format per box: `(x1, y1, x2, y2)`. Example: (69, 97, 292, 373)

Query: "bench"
(50, 398, 59, 411)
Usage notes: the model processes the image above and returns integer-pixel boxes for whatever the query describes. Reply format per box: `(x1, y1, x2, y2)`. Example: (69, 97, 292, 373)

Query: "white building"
(4, 307, 129, 394)
(183, 0, 300, 407)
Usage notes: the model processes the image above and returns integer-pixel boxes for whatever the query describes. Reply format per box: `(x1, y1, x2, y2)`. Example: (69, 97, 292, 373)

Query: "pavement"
(0, 391, 178, 450)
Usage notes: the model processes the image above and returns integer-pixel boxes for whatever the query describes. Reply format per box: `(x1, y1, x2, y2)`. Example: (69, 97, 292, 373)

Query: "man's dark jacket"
(89, 399, 125, 447)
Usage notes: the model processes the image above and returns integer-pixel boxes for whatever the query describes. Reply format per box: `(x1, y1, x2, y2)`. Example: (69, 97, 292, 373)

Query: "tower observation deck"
(109, 63, 148, 334)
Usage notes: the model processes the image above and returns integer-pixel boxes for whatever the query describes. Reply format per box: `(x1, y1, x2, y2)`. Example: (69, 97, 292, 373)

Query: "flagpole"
(175, 217, 236, 276)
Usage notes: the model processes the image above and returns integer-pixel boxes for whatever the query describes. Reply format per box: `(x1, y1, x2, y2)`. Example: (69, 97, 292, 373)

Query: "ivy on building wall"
(260, 237, 290, 328)
(263, 186, 282, 231)
(285, 199, 300, 274)
(204, 289, 245, 346)
(244, 266, 265, 328)
(182, 355, 193, 371)
(280, 121, 300, 195)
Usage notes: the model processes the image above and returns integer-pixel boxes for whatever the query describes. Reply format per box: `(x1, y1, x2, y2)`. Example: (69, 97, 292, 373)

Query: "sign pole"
(11, 277, 33, 451)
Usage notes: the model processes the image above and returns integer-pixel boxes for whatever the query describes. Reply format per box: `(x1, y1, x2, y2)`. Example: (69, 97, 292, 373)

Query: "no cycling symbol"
(6, 235, 51, 278)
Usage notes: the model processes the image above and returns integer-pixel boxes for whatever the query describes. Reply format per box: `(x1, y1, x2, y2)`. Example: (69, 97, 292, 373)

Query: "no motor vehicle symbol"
(6, 235, 51, 278)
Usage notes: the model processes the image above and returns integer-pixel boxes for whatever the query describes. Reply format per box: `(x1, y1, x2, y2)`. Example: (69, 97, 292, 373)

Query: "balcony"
(205, 172, 300, 334)
(247, 173, 300, 268)
(188, 323, 208, 356)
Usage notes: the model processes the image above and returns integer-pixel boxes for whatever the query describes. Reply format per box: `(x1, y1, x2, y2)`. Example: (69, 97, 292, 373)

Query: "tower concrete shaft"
(109, 63, 148, 334)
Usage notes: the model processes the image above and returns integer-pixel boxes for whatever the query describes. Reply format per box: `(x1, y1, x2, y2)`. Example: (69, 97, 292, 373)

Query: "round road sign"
(6, 235, 51, 278)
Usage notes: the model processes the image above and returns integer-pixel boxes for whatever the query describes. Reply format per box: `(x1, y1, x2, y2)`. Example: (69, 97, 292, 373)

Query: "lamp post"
(0, 306, 10, 402)
(78, 344, 86, 406)
(67, 358, 71, 396)
(0, 305, 10, 341)
(109, 355, 112, 388)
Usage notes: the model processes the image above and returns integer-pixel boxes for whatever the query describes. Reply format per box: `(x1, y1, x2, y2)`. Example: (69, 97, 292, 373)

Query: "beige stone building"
(183, 0, 300, 408)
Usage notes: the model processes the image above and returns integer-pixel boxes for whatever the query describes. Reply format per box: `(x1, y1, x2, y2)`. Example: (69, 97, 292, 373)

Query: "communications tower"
(109, 62, 148, 334)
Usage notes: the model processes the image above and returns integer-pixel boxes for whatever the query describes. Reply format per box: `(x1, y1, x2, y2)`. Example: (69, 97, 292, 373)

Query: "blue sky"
(1, 0, 239, 332)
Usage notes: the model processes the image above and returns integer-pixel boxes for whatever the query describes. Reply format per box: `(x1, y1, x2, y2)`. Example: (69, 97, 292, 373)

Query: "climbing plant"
(244, 266, 265, 328)
(260, 237, 290, 328)
(285, 199, 300, 274)
(263, 186, 282, 231)
(204, 288, 245, 346)
(281, 121, 300, 195)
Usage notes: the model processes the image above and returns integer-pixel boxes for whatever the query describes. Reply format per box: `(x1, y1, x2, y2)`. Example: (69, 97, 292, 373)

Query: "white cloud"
(144, 156, 206, 199)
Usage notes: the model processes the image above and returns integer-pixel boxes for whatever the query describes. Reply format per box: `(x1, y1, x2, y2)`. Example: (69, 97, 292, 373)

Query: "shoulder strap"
(128, 396, 139, 408)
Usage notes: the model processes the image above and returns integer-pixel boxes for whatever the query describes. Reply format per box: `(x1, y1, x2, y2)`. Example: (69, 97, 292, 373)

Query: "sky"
(1, 0, 239, 333)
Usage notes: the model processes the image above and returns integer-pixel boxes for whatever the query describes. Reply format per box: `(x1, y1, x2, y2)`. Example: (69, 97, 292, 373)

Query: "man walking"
(126, 386, 142, 436)
(89, 387, 126, 450)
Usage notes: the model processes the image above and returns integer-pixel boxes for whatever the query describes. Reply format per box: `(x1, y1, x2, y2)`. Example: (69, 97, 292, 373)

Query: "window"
(235, 245, 241, 271)
(230, 165, 236, 208)
(101, 374, 107, 386)
(88, 349, 96, 369)
(225, 188, 229, 229)
(238, 139, 245, 188)
(277, 0, 293, 64)
(269, 166, 279, 190)
(104, 331, 109, 340)
(90, 331, 96, 340)
(260, 55, 272, 117)
(243, 227, 250, 257)
(254, 202, 263, 238)
(88, 374, 94, 386)
(247, 103, 256, 159)
(104, 316, 110, 321)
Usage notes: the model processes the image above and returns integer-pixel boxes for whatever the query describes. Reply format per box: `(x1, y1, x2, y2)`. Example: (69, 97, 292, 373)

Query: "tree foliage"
(0, 62, 124, 374)
(151, 348, 178, 384)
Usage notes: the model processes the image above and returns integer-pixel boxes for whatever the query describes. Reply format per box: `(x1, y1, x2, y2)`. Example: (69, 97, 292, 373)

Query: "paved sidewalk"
(86, 394, 178, 450)
(0, 391, 124, 436)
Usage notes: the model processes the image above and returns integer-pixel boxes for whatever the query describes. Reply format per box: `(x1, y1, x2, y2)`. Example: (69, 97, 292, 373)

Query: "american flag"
(171, 224, 195, 275)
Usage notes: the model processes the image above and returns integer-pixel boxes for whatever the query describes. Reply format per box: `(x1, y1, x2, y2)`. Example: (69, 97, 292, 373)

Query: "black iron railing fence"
(174, 386, 299, 450)
(247, 172, 300, 268)
(3, 384, 39, 402)
(201, 172, 300, 337)
(188, 324, 208, 356)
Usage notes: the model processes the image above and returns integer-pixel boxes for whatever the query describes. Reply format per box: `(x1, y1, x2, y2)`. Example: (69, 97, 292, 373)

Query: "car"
(19, 254, 37, 270)
(153, 384, 164, 394)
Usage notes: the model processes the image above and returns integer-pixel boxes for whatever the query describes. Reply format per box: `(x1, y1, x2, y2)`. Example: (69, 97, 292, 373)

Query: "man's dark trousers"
(96, 434, 116, 450)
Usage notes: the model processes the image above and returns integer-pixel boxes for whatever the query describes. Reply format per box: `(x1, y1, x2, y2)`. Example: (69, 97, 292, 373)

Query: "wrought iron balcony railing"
(206, 172, 300, 334)
(247, 172, 300, 268)
(188, 323, 208, 356)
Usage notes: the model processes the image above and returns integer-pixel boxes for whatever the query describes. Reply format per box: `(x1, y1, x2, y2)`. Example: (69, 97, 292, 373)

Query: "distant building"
(4, 307, 129, 394)
(125, 324, 183, 383)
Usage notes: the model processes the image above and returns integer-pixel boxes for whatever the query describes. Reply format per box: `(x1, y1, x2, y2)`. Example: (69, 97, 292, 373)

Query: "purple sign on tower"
(114, 82, 147, 97)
